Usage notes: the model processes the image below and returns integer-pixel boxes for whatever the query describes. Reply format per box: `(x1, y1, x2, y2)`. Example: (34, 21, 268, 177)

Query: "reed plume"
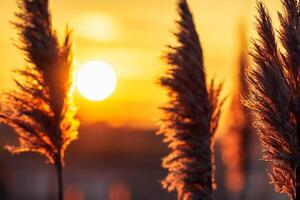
(245, 0, 300, 199)
(158, 0, 223, 199)
(0, 0, 79, 199)
(221, 27, 252, 198)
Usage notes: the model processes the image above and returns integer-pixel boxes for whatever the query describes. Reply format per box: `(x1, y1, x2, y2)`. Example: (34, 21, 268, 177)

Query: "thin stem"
(239, 130, 251, 200)
(55, 158, 63, 200)
(239, 172, 249, 200)
(178, 189, 183, 200)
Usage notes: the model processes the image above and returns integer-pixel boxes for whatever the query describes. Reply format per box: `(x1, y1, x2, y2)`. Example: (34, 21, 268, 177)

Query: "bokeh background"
(0, 0, 290, 199)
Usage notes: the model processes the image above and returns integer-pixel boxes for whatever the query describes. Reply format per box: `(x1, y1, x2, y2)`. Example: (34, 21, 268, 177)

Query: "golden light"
(74, 13, 118, 42)
(76, 61, 117, 101)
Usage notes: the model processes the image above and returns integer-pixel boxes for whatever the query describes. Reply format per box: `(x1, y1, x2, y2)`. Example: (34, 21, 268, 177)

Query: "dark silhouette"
(245, 1, 300, 199)
(0, 0, 79, 199)
(158, 0, 224, 199)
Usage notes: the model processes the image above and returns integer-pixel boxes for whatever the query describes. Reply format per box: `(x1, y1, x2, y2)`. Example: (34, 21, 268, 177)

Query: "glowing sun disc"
(76, 61, 117, 101)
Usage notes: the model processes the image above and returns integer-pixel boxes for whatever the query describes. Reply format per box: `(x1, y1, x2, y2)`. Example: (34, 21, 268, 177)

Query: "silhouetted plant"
(0, 0, 79, 199)
(221, 27, 252, 199)
(158, 0, 223, 199)
(245, 1, 300, 199)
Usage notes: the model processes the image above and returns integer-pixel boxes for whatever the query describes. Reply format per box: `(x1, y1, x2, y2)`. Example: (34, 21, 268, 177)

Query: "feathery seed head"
(245, 1, 300, 199)
(0, 0, 79, 166)
(158, 0, 223, 199)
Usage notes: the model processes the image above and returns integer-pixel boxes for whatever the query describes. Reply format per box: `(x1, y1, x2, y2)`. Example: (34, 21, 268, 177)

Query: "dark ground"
(0, 122, 289, 200)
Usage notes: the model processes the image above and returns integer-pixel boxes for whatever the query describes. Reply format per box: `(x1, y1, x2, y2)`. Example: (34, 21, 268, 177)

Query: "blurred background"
(0, 0, 290, 199)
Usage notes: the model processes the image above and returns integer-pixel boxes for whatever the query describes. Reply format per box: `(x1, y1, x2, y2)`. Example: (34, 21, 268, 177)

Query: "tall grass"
(245, 0, 300, 199)
(0, 0, 79, 199)
(158, 0, 223, 199)
(221, 27, 252, 199)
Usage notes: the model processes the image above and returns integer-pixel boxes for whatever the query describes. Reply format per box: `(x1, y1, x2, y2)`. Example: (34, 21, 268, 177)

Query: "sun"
(76, 61, 117, 101)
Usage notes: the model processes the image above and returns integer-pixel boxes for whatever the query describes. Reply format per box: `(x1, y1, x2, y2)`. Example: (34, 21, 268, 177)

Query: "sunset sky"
(0, 0, 283, 128)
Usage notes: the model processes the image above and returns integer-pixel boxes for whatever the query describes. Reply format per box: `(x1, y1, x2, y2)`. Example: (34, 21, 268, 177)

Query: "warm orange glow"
(76, 61, 117, 101)
(0, 0, 284, 128)
(74, 13, 118, 42)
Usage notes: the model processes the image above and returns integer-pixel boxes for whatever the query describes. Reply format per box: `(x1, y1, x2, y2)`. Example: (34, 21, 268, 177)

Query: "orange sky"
(0, 0, 283, 128)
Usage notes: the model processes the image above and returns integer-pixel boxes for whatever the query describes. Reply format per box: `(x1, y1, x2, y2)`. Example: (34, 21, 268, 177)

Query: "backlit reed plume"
(158, 0, 223, 199)
(221, 27, 252, 198)
(0, 0, 79, 199)
(245, 1, 300, 199)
